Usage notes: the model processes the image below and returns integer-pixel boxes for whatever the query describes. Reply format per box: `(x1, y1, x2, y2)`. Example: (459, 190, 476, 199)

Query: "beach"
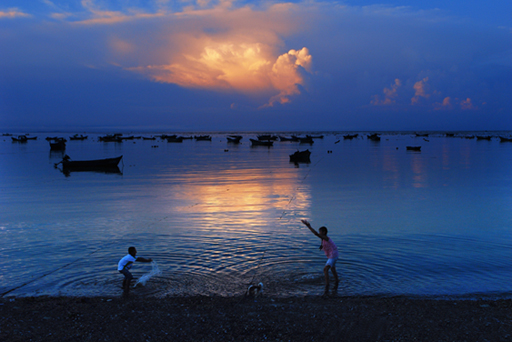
(2, 295, 511, 341)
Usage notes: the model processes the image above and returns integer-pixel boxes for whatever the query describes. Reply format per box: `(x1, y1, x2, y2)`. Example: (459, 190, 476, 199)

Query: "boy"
(301, 219, 339, 295)
(118, 246, 152, 295)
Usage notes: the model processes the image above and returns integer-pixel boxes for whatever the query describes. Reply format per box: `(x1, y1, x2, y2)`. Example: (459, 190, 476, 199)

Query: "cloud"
(460, 97, 475, 110)
(434, 96, 452, 110)
(411, 77, 430, 105)
(0, 8, 31, 19)
(371, 79, 402, 105)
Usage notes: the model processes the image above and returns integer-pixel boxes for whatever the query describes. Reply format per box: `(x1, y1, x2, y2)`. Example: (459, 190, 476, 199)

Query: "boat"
(257, 135, 278, 141)
(289, 149, 311, 163)
(476, 136, 492, 140)
(49, 138, 66, 151)
(142, 137, 156, 140)
(12, 135, 28, 142)
(499, 136, 512, 142)
(343, 134, 358, 140)
(167, 136, 184, 143)
(406, 146, 421, 151)
(69, 134, 88, 140)
(298, 136, 314, 144)
(99, 134, 123, 142)
(195, 135, 212, 141)
(307, 135, 324, 139)
(367, 133, 381, 141)
(56, 155, 123, 172)
(415, 133, 429, 137)
(25, 136, 37, 140)
(279, 136, 299, 142)
(250, 138, 273, 146)
(227, 135, 242, 143)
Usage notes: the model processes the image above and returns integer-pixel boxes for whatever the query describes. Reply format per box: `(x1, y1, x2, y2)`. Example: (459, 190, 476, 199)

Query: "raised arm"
(136, 257, 153, 263)
(301, 220, 328, 240)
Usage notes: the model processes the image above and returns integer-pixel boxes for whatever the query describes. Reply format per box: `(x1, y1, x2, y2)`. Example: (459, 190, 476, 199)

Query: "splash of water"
(133, 261, 161, 287)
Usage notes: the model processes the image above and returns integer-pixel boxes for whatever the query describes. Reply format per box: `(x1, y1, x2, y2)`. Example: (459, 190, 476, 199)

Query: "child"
(118, 246, 152, 295)
(301, 219, 339, 294)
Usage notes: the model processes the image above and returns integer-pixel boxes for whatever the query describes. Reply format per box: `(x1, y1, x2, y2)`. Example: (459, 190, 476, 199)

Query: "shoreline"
(2, 294, 512, 341)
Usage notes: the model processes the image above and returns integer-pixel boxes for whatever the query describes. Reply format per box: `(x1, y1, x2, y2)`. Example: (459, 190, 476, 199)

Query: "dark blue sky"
(1, 1, 511, 131)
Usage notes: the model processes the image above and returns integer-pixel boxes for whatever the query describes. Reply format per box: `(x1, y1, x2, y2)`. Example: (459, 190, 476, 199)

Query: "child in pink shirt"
(301, 219, 339, 295)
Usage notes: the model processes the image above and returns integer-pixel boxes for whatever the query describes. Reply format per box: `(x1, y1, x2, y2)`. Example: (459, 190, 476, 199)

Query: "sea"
(1, 131, 512, 299)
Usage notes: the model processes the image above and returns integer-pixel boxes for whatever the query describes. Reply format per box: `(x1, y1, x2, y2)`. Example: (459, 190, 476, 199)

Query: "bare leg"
(323, 265, 331, 294)
(331, 264, 339, 290)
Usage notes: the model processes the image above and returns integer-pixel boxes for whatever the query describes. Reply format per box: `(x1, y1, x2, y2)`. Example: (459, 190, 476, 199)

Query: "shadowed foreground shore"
(1, 295, 512, 341)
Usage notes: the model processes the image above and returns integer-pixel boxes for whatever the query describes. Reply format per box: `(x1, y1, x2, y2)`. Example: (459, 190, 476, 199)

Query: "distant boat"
(69, 134, 88, 140)
(415, 133, 429, 137)
(476, 136, 492, 140)
(298, 136, 314, 144)
(12, 135, 28, 142)
(406, 146, 421, 151)
(99, 134, 123, 142)
(49, 139, 66, 151)
(142, 137, 156, 140)
(307, 134, 324, 139)
(289, 149, 311, 163)
(257, 135, 278, 141)
(250, 138, 273, 146)
(343, 134, 358, 140)
(227, 135, 242, 143)
(25, 136, 37, 140)
(195, 135, 212, 141)
(499, 136, 512, 142)
(56, 155, 123, 172)
(279, 136, 299, 142)
(367, 133, 381, 141)
(167, 136, 184, 143)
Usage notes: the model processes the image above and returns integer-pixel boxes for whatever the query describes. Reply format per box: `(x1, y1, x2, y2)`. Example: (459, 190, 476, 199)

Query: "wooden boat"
(250, 138, 273, 146)
(279, 136, 299, 142)
(476, 136, 492, 140)
(12, 135, 28, 142)
(167, 136, 184, 143)
(415, 133, 429, 137)
(195, 135, 212, 141)
(25, 136, 37, 140)
(499, 136, 512, 142)
(49, 139, 66, 151)
(257, 135, 278, 141)
(343, 134, 358, 140)
(99, 134, 123, 142)
(227, 135, 242, 143)
(142, 137, 156, 140)
(69, 134, 88, 140)
(298, 136, 314, 144)
(307, 135, 324, 139)
(367, 133, 381, 141)
(406, 146, 421, 151)
(56, 155, 123, 172)
(289, 149, 311, 163)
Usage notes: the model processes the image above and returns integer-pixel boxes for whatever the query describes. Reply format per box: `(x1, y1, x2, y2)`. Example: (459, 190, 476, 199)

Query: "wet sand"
(1, 295, 512, 341)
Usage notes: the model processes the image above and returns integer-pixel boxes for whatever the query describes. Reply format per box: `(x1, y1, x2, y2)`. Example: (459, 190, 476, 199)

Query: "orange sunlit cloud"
(411, 77, 430, 105)
(371, 78, 402, 105)
(86, 3, 314, 106)
(0, 8, 31, 19)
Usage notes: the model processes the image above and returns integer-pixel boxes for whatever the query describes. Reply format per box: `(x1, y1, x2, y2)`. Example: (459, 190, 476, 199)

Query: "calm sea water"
(1, 131, 512, 298)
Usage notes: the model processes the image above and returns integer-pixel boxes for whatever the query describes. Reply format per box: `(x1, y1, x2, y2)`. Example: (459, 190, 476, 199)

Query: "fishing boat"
(167, 136, 184, 143)
(257, 135, 278, 141)
(227, 135, 242, 143)
(279, 136, 299, 142)
(367, 133, 381, 141)
(343, 134, 358, 140)
(56, 155, 123, 172)
(476, 136, 492, 140)
(406, 146, 421, 151)
(499, 136, 512, 142)
(11, 135, 28, 142)
(69, 134, 88, 140)
(99, 134, 123, 142)
(250, 138, 273, 146)
(289, 149, 311, 163)
(49, 139, 66, 151)
(307, 134, 324, 139)
(142, 136, 156, 140)
(298, 136, 314, 144)
(195, 135, 212, 141)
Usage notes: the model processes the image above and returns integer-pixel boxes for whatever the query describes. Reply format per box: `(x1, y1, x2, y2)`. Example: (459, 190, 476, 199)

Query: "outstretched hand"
(301, 219, 311, 227)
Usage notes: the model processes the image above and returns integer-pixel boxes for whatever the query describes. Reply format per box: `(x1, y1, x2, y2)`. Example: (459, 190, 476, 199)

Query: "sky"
(0, 1, 511, 132)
